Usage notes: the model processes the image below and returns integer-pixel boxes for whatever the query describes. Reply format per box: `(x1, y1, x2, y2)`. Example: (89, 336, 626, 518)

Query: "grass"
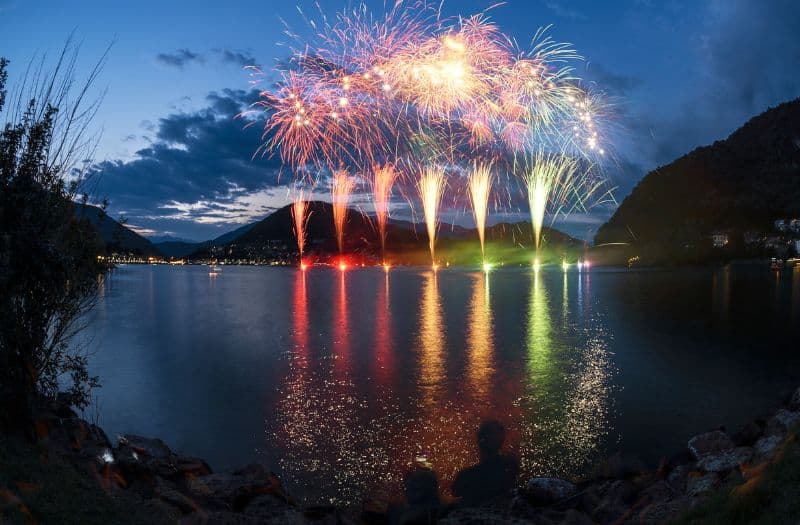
(671, 425, 800, 525)
(0, 434, 173, 525)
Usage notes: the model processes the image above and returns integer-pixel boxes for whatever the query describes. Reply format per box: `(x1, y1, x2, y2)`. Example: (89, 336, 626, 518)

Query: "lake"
(82, 263, 800, 505)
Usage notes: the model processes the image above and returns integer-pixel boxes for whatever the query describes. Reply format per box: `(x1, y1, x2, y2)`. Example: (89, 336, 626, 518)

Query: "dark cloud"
(155, 48, 204, 69)
(703, 0, 800, 117)
(215, 48, 257, 67)
(584, 63, 643, 96)
(91, 89, 288, 238)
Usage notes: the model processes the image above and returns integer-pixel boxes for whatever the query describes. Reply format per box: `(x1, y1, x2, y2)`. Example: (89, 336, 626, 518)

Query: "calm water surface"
(83, 264, 800, 504)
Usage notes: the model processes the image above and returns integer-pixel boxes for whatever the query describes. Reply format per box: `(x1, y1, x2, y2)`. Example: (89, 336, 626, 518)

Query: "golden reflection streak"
(466, 272, 494, 404)
(418, 271, 445, 405)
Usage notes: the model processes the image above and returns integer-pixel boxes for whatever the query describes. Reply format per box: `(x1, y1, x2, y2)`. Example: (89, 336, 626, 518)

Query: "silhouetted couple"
(390, 420, 519, 524)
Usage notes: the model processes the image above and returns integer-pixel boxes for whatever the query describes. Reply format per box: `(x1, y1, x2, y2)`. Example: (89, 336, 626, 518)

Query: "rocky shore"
(4, 386, 800, 524)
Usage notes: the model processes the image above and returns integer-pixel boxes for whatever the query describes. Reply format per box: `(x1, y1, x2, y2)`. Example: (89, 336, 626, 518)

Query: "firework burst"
(418, 167, 446, 266)
(330, 170, 355, 254)
(468, 163, 493, 262)
(371, 164, 398, 261)
(291, 191, 311, 259)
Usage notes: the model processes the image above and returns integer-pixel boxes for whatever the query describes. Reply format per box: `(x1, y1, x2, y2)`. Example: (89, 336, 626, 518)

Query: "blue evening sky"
(1, 1, 798, 241)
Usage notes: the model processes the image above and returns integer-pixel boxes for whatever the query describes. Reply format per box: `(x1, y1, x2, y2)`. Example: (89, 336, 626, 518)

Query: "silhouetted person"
(389, 467, 441, 525)
(452, 420, 519, 506)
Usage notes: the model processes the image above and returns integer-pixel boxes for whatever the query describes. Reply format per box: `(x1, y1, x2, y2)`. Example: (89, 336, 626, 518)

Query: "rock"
(765, 409, 800, 437)
(445, 505, 524, 524)
(154, 477, 198, 514)
(636, 496, 690, 524)
(666, 464, 691, 493)
(640, 480, 679, 503)
(580, 479, 635, 524)
(685, 472, 719, 497)
(187, 464, 285, 510)
(244, 495, 306, 524)
(118, 435, 172, 459)
(695, 447, 753, 473)
(524, 478, 578, 506)
(789, 387, 800, 411)
(731, 420, 764, 447)
(687, 430, 734, 459)
(591, 453, 646, 479)
(753, 434, 782, 461)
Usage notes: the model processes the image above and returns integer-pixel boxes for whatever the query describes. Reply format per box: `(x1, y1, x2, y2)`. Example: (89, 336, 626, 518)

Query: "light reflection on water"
(84, 265, 800, 507)
(274, 268, 612, 504)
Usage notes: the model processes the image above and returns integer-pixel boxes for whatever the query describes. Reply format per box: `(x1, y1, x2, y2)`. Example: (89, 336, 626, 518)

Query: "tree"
(0, 43, 110, 430)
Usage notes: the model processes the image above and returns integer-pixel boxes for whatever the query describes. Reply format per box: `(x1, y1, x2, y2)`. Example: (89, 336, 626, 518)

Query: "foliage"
(670, 425, 800, 525)
(0, 45, 109, 428)
(596, 98, 800, 247)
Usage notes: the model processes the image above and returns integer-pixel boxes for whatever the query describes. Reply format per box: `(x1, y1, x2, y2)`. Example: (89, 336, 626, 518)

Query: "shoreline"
(4, 385, 799, 523)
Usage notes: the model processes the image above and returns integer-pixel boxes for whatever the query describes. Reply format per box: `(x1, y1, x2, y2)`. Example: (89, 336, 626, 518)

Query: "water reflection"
(520, 271, 612, 477)
(712, 266, 731, 321)
(275, 270, 393, 505)
(417, 271, 446, 405)
(466, 273, 494, 405)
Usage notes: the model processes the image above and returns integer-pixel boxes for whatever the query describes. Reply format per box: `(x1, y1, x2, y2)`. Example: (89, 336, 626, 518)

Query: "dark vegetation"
(0, 47, 108, 429)
(596, 98, 800, 264)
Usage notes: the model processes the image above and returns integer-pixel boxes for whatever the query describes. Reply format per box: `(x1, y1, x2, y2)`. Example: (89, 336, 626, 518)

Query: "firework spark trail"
(371, 164, 398, 261)
(331, 170, 355, 255)
(418, 167, 445, 266)
(291, 191, 311, 258)
(525, 153, 579, 250)
(468, 163, 493, 262)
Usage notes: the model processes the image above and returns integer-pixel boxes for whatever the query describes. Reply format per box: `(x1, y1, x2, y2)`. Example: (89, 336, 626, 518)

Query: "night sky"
(2, 0, 798, 241)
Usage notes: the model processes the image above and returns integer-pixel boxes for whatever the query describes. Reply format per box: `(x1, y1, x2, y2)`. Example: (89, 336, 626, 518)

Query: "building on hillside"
(743, 230, 763, 246)
(795, 239, 800, 256)
(711, 231, 729, 248)
(790, 219, 800, 234)
(774, 219, 789, 233)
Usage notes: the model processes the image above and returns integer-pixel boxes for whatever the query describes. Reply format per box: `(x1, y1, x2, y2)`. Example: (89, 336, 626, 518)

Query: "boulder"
(524, 478, 578, 506)
(115, 435, 211, 484)
(695, 447, 753, 473)
(685, 472, 719, 497)
(666, 464, 691, 493)
(187, 464, 285, 510)
(789, 386, 800, 411)
(154, 477, 199, 514)
(765, 409, 800, 437)
(591, 453, 645, 479)
(636, 496, 690, 524)
(580, 479, 635, 524)
(753, 434, 782, 461)
(687, 430, 734, 459)
(731, 420, 764, 447)
(119, 435, 172, 459)
(243, 495, 306, 524)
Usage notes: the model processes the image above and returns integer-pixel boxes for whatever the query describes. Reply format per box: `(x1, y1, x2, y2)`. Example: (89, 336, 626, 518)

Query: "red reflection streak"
(333, 270, 350, 376)
(292, 270, 309, 358)
(374, 272, 392, 388)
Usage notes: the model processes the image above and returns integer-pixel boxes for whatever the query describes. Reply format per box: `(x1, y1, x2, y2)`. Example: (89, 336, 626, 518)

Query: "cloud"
(90, 88, 293, 238)
(155, 49, 205, 69)
(584, 64, 643, 96)
(215, 48, 257, 67)
(542, 1, 587, 20)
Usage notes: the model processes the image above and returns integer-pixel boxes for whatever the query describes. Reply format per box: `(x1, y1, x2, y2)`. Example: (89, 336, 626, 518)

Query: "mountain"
(212, 221, 257, 245)
(75, 204, 161, 256)
(595, 98, 800, 260)
(199, 201, 583, 265)
(148, 235, 197, 244)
